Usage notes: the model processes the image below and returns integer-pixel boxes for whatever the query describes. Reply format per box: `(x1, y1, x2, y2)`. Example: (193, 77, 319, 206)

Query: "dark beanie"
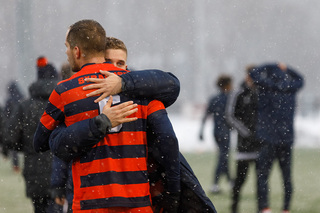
(37, 56, 58, 80)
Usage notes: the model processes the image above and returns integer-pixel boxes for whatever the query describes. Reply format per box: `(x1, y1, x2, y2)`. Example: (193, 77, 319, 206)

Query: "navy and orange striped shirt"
(34, 63, 166, 211)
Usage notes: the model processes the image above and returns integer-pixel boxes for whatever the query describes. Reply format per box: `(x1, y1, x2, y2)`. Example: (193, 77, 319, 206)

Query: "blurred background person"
(226, 65, 261, 213)
(199, 74, 233, 194)
(0, 105, 4, 157)
(6, 56, 61, 213)
(50, 62, 74, 213)
(2, 80, 25, 172)
(250, 62, 304, 213)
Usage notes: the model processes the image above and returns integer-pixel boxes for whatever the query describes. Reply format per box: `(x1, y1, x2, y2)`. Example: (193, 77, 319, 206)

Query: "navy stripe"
(46, 102, 64, 122)
(80, 170, 148, 188)
(80, 144, 147, 163)
(120, 118, 147, 132)
(56, 74, 102, 94)
(64, 96, 98, 117)
(80, 196, 151, 210)
(56, 70, 127, 95)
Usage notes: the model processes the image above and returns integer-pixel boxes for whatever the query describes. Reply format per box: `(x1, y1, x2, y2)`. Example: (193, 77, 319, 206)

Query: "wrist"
(92, 114, 112, 135)
(121, 77, 126, 92)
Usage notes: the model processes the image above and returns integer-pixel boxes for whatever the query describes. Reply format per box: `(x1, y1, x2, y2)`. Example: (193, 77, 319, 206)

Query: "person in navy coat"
(249, 62, 304, 213)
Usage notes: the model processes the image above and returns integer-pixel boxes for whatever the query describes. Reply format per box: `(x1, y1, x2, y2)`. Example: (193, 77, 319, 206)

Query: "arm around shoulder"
(121, 70, 180, 107)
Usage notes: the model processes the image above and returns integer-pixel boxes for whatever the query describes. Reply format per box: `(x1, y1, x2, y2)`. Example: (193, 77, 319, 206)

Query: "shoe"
(282, 211, 290, 213)
(209, 184, 221, 194)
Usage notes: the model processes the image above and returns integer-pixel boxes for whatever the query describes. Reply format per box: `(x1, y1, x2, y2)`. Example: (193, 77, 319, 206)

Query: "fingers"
(120, 116, 138, 123)
(83, 77, 104, 86)
(55, 197, 66, 206)
(110, 101, 137, 113)
(94, 93, 109, 103)
(105, 101, 138, 118)
(83, 83, 102, 91)
(106, 96, 113, 108)
(86, 89, 104, 98)
(121, 106, 138, 118)
(100, 70, 112, 76)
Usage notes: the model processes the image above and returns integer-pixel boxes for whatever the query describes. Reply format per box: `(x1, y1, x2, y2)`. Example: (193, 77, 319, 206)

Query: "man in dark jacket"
(199, 75, 233, 194)
(226, 65, 261, 213)
(249, 63, 304, 213)
(6, 57, 61, 212)
(2, 81, 25, 171)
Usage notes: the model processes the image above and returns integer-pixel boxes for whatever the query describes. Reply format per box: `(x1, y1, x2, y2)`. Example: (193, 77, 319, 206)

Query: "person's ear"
(74, 46, 81, 59)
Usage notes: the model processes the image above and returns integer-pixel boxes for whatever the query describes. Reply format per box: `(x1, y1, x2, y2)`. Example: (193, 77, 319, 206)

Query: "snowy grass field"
(1, 148, 320, 213)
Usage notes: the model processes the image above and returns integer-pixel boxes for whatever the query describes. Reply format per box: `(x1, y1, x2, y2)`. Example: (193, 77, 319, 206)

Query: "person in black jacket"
(2, 81, 25, 172)
(250, 63, 304, 213)
(226, 65, 261, 213)
(50, 62, 74, 213)
(199, 75, 233, 194)
(0, 106, 4, 156)
(6, 57, 62, 213)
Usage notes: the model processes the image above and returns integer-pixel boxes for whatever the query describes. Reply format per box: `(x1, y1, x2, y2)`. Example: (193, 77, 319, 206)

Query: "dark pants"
(256, 143, 293, 211)
(32, 196, 62, 213)
(213, 135, 231, 184)
(231, 159, 256, 213)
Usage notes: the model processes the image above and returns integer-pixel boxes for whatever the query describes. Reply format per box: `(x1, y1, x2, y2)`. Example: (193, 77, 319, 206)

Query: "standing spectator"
(199, 74, 233, 194)
(250, 62, 304, 213)
(2, 81, 25, 172)
(0, 105, 4, 156)
(7, 57, 61, 213)
(226, 65, 261, 213)
(50, 62, 74, 213)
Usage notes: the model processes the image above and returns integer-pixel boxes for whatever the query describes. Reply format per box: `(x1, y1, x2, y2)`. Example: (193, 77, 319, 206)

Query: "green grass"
(0, 149, 319, 213)
(0, 155, 33, 212)
(183, 148, 320, 213)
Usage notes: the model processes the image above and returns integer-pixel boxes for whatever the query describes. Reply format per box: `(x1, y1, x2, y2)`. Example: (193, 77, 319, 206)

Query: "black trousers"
(256, 143, 293, 211)
(32, 196, 62, 213)
(231, 159, 256, 213)
(213, 135, 231, 184)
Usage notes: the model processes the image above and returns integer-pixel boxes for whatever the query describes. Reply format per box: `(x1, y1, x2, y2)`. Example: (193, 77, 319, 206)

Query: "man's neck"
(79, 56, 106, 68)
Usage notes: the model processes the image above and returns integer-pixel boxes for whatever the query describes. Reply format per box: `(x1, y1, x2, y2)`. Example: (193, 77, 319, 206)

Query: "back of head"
(67, 19, 106, 58)
(216, 75, 232, 90)
(105, 37, 127, 54)
(246, 64, 256, 74)
(6, 81, 24, 103)
(37, 56, 58, 80)
(60, 62, 74, 80)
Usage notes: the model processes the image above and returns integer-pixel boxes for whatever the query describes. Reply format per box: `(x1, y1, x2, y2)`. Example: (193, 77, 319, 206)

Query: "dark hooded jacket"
(249, 64, 304, 145)
(226, 82, 260, 154)
(7, 78, 57, 198)
(2, 81, 25, 156)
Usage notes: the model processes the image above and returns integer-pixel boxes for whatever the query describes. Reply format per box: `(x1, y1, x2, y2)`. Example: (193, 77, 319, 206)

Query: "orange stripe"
(73, 206, 153, 213)
(95, 132, 147, 147)
(61, 86, 99, 106)
(77, 158, 147, 176)
(40, 111, 59, 130)
(148, 100, 165, 115)
(65, 109, 99, 126)
(77, 183, 150, 201)
(48, 89, 64, 112)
